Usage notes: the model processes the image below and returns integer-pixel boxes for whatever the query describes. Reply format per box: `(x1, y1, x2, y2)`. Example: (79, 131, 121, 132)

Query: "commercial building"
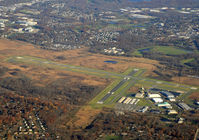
(169, 98, 176, 102)
(130, 99, 136, 104)
(138, 106, 149, 113)
(148, 93, 161, 98)
(135, 93, 144, 98)
(178, 102, 192, 110)
(123, 97, 132, 104)
(118, 97, 126, 103)
(135, 86, 145, 98)
(160, 91, 175, 98)
(168, 110, 178, 115)
(152, 98, 163, 103)
(178, 117, 185, 124)
(158, 102, 171, 107)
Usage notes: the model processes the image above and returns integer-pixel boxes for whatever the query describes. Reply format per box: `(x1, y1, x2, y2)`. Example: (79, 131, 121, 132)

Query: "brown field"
(127, 86, 140, 93)
(0, 39, 159, 74)
(189, 92, 199, 101)
(172, 76, 199, 86)
(68, 106, 101, 128)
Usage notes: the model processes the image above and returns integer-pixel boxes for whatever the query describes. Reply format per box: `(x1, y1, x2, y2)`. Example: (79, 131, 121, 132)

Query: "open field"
(6, 56, 124, 79)
(152, 46, 190, 55)
(133, 46, 191, 56)
(0, 39, 159, 74)
(1, 39, 199, 127)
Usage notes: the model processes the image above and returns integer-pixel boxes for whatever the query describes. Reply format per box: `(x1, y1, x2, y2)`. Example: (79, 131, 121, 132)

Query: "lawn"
(152, 46, 190, 55)
(133, 46, 190, 56)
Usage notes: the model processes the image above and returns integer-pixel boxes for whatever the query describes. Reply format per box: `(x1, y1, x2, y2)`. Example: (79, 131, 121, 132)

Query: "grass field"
(133, 46, 191, 56)
(152, 46, 190, 55)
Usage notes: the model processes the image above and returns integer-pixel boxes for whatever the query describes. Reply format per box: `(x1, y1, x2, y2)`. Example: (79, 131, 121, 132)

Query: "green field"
(133, 46, 190, 56)
(152, 46, 190, 55)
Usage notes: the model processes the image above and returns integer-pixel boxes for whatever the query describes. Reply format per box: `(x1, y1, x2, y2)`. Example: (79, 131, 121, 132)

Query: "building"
(169, 98, 176, 102)
(178, 117, 185, 124)
(135, 93, 144, 98)
(123, 97, 132, 104)
(135, 86, 145, 98)
(118, 97, 126, 103)
(160, 91, 175, 98)
(138, 106, 149, 113)
(152, 98, 163, 103)
(130, 99, 136, 104)
(158, 102, 171, 107)
(148, 93, 161, 98)
(168, 110, 178, 115)
(178, 102, 192, 110)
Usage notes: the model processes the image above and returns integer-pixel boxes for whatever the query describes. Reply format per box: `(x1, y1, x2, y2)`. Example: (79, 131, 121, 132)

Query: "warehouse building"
(178, 102, 192, 110)
(148, 93, 161, 98)
(118, 97, 126, 103)
(168, 110, 178, 115)
(152, 98, 163, 103)
(158, 102, 171, 107)
(160, 91, 175, 98)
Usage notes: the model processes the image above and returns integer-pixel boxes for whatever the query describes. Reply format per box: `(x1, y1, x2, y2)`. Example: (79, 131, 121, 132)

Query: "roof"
(148, 94, 161, 98)
(160, 91, 175, 97)
(152, 98, 163, 103)
(178, 102, 191, 110)
(168, 110, 178, 114)
(158, 102, 171, 106)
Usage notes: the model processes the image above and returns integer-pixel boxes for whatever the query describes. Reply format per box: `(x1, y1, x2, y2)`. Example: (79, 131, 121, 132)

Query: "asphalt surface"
(98, 69, 141, 104)
(98, 78, 129, 103)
